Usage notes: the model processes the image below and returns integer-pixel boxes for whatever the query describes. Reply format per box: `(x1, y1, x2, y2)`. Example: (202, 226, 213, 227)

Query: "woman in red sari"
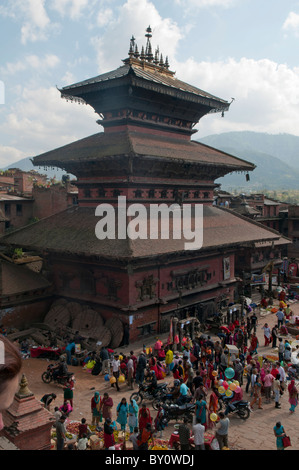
(249, 332, 258, 354)
(138, 404, 152, 432)
(149, 355, 159, 377)
(209, 386, 219, 414)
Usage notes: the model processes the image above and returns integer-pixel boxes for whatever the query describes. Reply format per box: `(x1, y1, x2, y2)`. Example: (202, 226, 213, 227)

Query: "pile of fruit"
(113, 430, 130, 443)
(66, 421, 80, 435)
(51, 430, 74, 440)
(149, 439, 169, 450)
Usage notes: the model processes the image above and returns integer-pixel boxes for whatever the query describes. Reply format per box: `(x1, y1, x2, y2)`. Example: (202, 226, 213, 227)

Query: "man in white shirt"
(127, 355, 134, 390)
(192, 416, 205, 450)
(111, 355, 120, 391)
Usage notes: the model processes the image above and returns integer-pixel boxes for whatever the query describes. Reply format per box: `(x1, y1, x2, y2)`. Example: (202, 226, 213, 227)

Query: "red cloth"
(138, 408, 152, 431)
(30, 347, 61, 358)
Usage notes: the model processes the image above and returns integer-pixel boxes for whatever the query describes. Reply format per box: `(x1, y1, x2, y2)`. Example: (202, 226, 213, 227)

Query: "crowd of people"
(0, 292, 298, 451)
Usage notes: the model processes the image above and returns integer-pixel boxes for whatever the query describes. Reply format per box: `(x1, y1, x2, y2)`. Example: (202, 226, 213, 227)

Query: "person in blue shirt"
(176, 379, 190, 405)
(65, 341, 75, 365)
(273, 421, 287, 450)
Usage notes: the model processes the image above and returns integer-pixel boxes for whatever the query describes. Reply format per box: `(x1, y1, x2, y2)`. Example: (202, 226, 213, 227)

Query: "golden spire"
(15, 374, 34, 398)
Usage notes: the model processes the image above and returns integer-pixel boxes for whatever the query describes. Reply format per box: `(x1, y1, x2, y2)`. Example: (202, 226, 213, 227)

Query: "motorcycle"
(162, 402, 195, 423)
(218, 395, 251, 420)
(130, 382, 169, 405)
(152, 391, 192, 411)
(41, 363, 74, 386)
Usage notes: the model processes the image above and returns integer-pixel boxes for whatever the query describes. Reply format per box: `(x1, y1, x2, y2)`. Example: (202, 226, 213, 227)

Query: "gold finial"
(16, 374, 34, 398)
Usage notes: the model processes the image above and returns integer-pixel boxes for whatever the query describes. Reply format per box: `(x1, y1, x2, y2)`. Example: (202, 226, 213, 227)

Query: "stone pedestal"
(0, 374, 54, 450)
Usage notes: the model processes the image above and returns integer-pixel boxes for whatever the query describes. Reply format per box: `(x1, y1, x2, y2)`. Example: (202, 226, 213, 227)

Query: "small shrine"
(0, 374, 54, 450)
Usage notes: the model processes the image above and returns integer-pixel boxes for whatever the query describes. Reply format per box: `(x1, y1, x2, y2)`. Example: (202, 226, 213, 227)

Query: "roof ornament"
(145, 25, 153, 62)
(126, 26, 170, 71)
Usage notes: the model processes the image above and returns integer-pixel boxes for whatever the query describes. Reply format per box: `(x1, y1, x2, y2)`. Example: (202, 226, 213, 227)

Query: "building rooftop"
(0, 204, 288, 260)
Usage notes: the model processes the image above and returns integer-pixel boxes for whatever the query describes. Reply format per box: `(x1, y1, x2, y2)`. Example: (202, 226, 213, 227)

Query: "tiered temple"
(1, 28, 288, 342)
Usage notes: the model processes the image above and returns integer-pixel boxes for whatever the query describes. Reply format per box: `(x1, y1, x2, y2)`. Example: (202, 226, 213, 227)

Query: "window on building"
(4, 203, 10, 216)
(16, 204, 22, 215)
(84, 189, 91, 198)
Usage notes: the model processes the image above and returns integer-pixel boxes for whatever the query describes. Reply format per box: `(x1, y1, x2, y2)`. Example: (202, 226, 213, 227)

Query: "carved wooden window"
(98, 187, 106, 198)
(113, 189, 122, 197)
(134, 189, 143, 198)
(136, 275, 158, 301)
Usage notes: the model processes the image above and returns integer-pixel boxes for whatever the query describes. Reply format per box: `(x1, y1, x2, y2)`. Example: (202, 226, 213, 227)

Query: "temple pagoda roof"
(57, 27, 231, 135)
(59, 61, 229, 113)
(0, 205, 289, 260)
(32, 129, 255, 176)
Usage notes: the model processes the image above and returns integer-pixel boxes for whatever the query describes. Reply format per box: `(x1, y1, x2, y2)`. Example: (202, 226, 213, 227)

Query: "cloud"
(90, 0, 183, 73)
(0, 0, 57, 44)
(0, 85, 99, 166)
(172, 56, 299, 137)
(20, 0, 52, 44)
(0, 54, 60, 76)
(0, 146, 27, 168)
(50, 0, 91, 20)
(175, 0, 237, 6)
(282, 11, 299, 36)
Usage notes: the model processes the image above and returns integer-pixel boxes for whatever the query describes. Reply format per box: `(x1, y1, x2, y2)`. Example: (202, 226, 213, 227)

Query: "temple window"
(134, 189, 143, 198)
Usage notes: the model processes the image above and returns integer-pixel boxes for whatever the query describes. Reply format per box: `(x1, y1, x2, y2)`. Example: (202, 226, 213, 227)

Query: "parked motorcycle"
(152, 392, 192, 411)
(218, 396, 251, 420)
(130, 382, 169, 405)
(162, 402, 195, 423)
(41, 363, 74, 386)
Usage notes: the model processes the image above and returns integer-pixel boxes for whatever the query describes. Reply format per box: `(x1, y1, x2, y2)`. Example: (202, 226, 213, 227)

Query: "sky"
(1, 0, 299, 168)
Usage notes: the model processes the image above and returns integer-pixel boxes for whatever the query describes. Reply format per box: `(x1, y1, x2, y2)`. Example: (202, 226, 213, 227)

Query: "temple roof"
(60, 62, 229, 112)
(0, 259, 51, 296)
(0, 205, 289, 260)
(32, 130, 255, 175)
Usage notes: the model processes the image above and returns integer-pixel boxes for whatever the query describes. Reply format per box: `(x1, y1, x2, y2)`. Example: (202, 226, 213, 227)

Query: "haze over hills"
(199, 131, 299, 192)
(2, 157, 72, 180)
(2, 131, 299, 191)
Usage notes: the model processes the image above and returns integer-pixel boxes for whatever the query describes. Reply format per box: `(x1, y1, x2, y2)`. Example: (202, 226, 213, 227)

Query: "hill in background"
(199, 131, 299, 191)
